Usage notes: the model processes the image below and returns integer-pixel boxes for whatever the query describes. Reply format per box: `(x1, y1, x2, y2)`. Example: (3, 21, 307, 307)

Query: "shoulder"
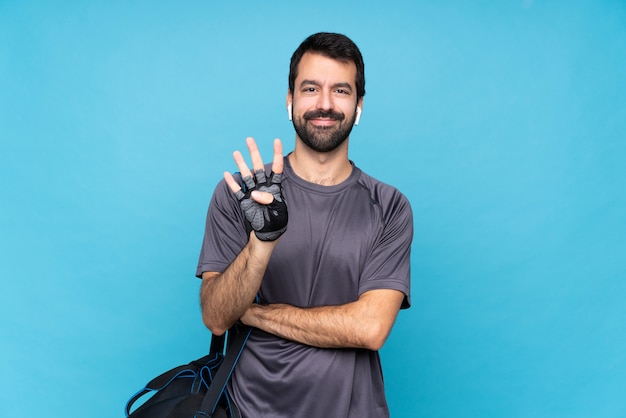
(355, 169, 413, 222)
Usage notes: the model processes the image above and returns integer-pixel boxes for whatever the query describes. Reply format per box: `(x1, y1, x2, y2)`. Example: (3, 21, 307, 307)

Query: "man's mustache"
(303, 109, 345, 121)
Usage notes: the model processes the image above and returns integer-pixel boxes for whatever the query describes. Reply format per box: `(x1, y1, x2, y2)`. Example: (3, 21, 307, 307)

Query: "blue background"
(1, 1, 625, 417)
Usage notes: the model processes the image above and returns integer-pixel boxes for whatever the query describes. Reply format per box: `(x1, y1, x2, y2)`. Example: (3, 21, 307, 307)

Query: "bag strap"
(210, 333, 226, 354)
(198, 325, 252, 416)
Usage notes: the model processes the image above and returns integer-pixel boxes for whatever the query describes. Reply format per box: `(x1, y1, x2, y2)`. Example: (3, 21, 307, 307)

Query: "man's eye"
(336, 89, 350, 95)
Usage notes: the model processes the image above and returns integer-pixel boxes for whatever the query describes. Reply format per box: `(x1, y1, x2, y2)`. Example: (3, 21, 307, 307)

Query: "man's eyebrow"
(332, 82, 353, 90)
(299, 79, 321, 88)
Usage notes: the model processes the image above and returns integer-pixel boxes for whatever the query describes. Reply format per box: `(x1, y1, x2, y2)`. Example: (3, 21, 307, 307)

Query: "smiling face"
(288, 52, 362, 153)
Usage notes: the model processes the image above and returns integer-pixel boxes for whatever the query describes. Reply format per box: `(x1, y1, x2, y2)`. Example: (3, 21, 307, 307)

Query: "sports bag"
(125, 325, 251, 418)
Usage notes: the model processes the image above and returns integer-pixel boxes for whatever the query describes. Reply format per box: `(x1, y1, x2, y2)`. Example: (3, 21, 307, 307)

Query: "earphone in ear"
(354, 106, 362, 126)
(287, 104, 292, 121)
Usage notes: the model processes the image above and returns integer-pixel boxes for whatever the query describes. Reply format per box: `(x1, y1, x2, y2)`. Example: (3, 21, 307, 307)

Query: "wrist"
(247, 232, 278, 261)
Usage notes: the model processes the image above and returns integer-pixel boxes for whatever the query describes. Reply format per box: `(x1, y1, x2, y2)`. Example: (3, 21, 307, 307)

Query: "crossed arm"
(201, 251, 404, 352)
(240, 288, 404, 351)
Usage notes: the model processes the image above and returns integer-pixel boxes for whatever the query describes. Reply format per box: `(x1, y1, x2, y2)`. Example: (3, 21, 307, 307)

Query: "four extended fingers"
(223, 137, 283, 199)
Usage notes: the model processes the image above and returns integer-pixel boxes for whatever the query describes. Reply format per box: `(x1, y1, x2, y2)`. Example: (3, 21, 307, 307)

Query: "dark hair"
(289, 32, 366, 100)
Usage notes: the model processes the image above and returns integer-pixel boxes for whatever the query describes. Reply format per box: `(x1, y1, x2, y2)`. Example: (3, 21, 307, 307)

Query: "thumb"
(251, 190, 274, 205)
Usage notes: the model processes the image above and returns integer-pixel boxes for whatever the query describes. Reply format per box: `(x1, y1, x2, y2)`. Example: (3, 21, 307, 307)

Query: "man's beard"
(292, 108, 357, 153)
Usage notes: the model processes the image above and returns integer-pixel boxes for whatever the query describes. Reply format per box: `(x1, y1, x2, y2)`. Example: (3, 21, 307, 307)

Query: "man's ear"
(355, 99, 364, 126)
(286, 91, 293, 121)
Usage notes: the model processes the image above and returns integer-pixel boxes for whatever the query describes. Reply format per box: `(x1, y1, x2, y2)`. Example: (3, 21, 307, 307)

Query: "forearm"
(241, 289, 404, 351)
(200, 233, 277, 335)
(243, 303, 371, 349)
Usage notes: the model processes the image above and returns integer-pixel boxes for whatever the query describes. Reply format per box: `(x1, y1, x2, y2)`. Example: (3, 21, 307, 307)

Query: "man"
(197, 32, 413, 417)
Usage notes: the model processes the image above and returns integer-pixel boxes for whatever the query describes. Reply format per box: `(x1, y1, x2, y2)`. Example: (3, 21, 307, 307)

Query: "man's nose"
(315, 90, 333, 110)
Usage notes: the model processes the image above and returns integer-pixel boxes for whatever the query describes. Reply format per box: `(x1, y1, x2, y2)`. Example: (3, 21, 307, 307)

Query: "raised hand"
(224, 137, 288, 241)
